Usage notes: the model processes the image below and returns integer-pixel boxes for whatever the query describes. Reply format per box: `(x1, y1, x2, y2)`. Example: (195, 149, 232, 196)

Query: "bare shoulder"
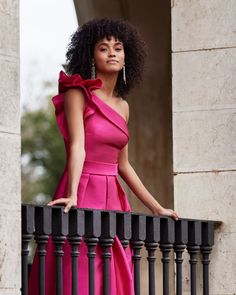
(120, 98, 129, 107)
(119, 97, 129, 123)
(64, 88, 86, 111)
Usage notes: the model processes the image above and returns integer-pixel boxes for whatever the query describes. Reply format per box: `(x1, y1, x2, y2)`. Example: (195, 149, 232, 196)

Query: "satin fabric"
(28, 70, 134, 295)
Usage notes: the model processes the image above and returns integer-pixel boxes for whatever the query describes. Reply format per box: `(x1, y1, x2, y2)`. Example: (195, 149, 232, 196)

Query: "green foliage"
(21, 99, 66, 204)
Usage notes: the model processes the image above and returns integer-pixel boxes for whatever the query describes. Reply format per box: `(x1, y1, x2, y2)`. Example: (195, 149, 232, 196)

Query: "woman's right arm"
(47, 88, 86, 212)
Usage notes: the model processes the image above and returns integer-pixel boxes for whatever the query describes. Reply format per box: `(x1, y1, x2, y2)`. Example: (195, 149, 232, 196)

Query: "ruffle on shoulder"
(58, 70, 102, 95)
(52, 70, 102, 141)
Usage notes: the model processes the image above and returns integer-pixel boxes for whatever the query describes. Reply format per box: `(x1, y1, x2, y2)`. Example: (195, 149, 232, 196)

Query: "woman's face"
(93, 36, 125, 75)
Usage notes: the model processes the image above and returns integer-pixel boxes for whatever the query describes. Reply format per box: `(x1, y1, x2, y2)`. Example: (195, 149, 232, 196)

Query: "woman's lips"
(107, 60, 118, 63)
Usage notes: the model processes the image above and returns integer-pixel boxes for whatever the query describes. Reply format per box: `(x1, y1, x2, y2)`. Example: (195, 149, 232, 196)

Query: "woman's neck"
(94, 72, 118, 99)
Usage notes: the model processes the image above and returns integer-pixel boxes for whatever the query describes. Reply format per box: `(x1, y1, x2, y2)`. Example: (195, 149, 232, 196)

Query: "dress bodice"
(52, 71, 129, 164)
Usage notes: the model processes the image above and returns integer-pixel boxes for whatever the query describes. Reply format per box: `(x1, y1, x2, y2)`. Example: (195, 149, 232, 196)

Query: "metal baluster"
(130, 214, 146, 295)
(173, 219, 188, 295)
(174, 245, 185, 295)
(145, 216, 160, 295)
(159, 217, 175, 295)
(187, 221, 201, 295)
(99, 211, 116, 295)
(160, 244, 172, 295)
(34, 206, 52, 295)
(85, 237, 99, 295)
(68, 209, 85, 295)
(116, 212, 132, 250)
(21, 205, 35, 295)
(53, 236, 66, 295)
(200, 221, 214, 295)
(51, 207, 68, 295)
(84, 210, 101, 295)
(35, 235, 49, 295)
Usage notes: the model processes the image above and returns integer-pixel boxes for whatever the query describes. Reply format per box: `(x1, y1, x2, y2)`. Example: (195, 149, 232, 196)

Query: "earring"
(123, 64, 126, 84)
(91, 61, 96, 79)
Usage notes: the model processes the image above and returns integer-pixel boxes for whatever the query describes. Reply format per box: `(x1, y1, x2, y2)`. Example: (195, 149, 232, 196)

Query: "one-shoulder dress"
(28, 70, 134, 295)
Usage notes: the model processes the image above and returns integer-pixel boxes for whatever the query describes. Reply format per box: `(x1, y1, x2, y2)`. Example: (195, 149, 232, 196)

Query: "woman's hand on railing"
(47, 196, 77, 213)
(152, 207, 179, 220)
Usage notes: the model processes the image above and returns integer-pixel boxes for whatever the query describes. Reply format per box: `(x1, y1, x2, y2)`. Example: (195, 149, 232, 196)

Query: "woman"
(29, 17, 179, 294)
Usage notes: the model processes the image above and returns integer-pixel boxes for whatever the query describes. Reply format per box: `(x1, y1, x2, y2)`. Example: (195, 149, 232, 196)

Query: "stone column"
(0, 1, 21, 294)
(172, 1, 236, 294)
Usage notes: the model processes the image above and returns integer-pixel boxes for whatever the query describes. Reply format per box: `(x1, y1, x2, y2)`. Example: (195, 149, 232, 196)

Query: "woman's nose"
(108, 50, 116, 57)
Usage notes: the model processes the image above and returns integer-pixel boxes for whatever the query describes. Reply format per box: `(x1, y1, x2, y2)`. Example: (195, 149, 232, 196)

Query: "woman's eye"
(100, 48, 107, 51)
(115, 48, 122, 51)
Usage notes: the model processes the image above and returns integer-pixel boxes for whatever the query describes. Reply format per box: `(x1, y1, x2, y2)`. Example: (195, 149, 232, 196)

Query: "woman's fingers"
(47, 198, 77, 213)
(64, 201, 77, 213)
(162, 208, 179, 220)
(47, 198, 68, 206)
(64, 204, 72, 213)
(64, 201, 73, 213)
(171, 210, 179, 220)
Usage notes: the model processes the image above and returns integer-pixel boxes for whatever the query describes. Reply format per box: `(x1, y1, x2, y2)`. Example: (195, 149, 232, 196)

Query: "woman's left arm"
(118, 100, 178, 220)
(118, 144, 178, 220)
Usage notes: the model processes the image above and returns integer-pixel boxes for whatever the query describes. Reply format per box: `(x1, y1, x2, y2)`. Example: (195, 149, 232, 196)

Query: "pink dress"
(28, 70, 134, 294)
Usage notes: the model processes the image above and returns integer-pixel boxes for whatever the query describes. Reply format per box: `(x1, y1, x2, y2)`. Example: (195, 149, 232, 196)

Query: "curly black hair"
(65, 17, 147, 97)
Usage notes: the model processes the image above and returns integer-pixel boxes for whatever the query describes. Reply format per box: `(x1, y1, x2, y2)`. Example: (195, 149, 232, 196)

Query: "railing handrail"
(21, 202, 221, 224)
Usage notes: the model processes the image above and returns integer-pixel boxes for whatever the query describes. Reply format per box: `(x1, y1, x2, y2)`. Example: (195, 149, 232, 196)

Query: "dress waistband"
(82, 160, 118, 176)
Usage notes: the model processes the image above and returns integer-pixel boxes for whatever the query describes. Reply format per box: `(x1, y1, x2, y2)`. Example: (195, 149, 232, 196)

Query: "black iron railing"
(21, 204, 220, 295)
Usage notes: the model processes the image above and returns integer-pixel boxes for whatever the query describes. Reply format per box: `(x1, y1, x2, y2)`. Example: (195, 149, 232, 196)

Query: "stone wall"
(172, 1, 236, 294)
(0, 1, 21, 294)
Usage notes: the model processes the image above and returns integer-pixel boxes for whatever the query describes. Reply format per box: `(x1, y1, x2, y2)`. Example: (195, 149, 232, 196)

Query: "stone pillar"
(172, 1, 236, 294)
(0, 1, 21, 294)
